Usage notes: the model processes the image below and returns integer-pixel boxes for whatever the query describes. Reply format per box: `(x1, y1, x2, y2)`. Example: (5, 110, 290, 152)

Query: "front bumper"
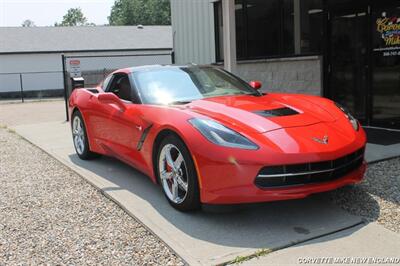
(190, 123, 367, 205)
(199, 161, 366, 204)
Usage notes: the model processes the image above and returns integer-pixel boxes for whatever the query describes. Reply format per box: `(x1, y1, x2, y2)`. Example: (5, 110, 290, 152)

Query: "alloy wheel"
(72, 116, 85, 155)
(159, 144, 189, 204)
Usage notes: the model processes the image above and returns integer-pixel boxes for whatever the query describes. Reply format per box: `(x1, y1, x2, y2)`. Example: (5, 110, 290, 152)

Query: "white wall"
(64, 52, 172, 72)
(0, 53, 62, 92)
(171, 0, 216, 64)
(0, 50, 172, 94)
(0, 53, 62, 73)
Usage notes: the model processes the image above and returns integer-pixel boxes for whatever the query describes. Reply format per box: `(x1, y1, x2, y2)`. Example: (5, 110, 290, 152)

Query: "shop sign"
(374, 12, 400, 57)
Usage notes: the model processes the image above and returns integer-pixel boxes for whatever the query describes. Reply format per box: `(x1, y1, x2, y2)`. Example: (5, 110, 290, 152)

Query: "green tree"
(108, 0, 171, 25)
(55, 8, 91, 26)
(21, 19, 35, 27)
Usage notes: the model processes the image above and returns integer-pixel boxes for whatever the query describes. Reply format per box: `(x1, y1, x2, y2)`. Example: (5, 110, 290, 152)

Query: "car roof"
(109, 64, 216, 76)
(130, 64, 213, 73)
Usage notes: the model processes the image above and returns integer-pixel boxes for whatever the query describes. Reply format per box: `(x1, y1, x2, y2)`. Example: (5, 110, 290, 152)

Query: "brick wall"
(236, 56, 322, 96)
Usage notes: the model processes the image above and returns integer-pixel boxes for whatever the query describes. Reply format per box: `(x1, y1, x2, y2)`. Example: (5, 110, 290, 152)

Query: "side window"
(106, 74, 132, 102)
(102, 75, 113, 91)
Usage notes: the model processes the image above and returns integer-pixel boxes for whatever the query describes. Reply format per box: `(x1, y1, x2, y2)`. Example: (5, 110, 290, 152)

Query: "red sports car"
(69, 65, 366, 211)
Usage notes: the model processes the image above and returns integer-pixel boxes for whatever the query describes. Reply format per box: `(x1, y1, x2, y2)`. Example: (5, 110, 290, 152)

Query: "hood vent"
(253, 107, 299, 118)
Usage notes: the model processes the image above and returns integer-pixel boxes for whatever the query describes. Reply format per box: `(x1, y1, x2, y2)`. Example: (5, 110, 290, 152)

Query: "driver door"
(91, 72, 145, 166)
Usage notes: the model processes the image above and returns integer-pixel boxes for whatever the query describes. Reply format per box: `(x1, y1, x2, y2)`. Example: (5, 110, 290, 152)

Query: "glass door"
(327, 5, 369, 122)
(371, 5, 400, 129)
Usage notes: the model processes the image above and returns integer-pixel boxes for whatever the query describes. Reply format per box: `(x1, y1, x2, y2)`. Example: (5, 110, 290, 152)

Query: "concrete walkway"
(1, 101, 400, 265)
(0, 100, 65, 126)
(365, 143, 400, 163)
(242, 223, 400, 265)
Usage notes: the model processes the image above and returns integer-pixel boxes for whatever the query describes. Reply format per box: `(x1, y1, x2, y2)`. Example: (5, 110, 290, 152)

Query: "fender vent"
(253, 107, 299, 118)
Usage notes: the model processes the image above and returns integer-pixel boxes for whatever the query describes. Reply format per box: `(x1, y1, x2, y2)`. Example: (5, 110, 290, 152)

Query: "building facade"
(0, 26, 172, 99)
(171, 0, 400, 129)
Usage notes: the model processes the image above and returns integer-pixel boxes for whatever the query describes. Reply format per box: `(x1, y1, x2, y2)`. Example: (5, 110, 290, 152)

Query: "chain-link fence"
(0, 71, 64, 102)
(62, 51, 173, 120)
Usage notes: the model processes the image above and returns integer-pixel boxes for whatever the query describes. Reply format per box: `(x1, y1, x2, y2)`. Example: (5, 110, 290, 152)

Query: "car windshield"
(132, 66, 259, 105)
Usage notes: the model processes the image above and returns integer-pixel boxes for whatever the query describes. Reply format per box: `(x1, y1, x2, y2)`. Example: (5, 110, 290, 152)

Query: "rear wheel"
(156, 135, 200, 211)
(71, 111, 100, 160)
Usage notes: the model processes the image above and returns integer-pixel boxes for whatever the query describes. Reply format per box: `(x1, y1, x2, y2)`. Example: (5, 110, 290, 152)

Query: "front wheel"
(71, 111, 100, 160)
(156, 135, 200, 211)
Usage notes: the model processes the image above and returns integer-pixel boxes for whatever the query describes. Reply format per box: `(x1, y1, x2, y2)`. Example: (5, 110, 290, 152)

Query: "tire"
(156, 134, 200, 211)
(71, 111, 101, 160)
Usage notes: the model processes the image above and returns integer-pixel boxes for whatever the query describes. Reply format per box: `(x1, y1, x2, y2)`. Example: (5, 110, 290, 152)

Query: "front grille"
(255, 147, 365, 189)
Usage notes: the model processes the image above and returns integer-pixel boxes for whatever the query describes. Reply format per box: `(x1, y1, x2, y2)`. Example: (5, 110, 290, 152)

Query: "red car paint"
(69, 67, 367, 205)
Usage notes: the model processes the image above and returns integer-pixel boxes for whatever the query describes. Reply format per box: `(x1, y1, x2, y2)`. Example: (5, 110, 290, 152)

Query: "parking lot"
(1, 100, 399, 265)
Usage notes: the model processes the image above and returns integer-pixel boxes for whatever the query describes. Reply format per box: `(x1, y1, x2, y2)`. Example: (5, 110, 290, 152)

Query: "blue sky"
(0, 0, 115, 27)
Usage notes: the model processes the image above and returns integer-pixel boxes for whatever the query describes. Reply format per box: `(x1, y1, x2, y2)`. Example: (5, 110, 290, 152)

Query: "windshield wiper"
(249, 91, 264, 97)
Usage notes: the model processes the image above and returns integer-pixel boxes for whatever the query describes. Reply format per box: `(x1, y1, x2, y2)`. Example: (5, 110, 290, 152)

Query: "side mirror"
(98, 93, 126, 112)
(249, 81, 262, 90)
(71, 77, 85, 91)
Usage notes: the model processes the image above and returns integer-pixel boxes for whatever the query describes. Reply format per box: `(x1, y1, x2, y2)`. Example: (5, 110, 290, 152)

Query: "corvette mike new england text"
(298, 257, 400, 264)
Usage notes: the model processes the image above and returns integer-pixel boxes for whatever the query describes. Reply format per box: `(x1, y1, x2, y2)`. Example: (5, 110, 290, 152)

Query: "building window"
(235, 0, 246, 59)
(214, 0, 224, 61)
(246, 0, 290, 57)
(297, 0, 324, 54)
(214, 0, 324, 61)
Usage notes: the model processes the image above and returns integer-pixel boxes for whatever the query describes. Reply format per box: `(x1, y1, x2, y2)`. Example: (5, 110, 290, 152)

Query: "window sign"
(374, 11, 400, 57)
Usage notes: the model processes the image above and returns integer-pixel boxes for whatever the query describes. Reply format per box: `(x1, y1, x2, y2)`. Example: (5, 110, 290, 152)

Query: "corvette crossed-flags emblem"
(312, 135, 329, 144)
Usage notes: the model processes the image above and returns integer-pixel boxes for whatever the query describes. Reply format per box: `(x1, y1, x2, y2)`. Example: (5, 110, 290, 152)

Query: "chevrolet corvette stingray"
(69, 65, 367, 211)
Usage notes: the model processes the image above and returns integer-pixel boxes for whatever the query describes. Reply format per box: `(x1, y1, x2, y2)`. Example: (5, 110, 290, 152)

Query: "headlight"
(335, 103, 359, 131)
(188, 118, 259, 150)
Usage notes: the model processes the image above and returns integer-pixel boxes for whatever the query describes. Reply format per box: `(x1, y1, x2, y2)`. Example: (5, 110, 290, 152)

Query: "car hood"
(184, 94, 336, 134)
